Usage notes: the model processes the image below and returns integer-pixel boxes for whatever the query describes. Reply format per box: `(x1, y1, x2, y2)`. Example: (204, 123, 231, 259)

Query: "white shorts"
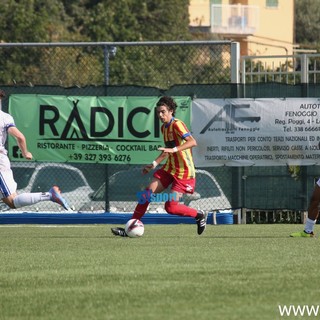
(316, 178, 320, 188)
(0, 155, 17, 198)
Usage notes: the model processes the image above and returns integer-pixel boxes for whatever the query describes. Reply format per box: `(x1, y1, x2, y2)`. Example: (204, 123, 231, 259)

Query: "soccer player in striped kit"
(111, 96, 207, 236)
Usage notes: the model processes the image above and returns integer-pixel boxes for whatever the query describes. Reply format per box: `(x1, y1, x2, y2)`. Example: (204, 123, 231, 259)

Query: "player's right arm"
(8, 126, 33, 160)
(142, 151, 168, 174)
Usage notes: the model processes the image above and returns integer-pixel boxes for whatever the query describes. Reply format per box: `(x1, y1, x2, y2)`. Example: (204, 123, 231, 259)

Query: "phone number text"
(294, 126, 320, 132)
(70, 153, 131, 162)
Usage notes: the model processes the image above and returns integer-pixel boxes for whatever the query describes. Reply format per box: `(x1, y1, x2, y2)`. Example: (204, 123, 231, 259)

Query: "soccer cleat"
(111, 227, 128, 237)
(290, 230, 315, 238)
(196, 210, 208, 235)
(49, 185, 71, 211)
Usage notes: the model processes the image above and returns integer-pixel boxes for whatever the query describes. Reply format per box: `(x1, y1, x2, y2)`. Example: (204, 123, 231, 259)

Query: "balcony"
(211, 4, 259, 36)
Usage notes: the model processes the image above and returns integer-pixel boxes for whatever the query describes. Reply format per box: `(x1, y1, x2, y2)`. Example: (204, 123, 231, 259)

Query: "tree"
(0, 0, 84, 85)
(0, 0, 77, 42)
(61, 0, 191, 42)
(295, 0, 320, 44)
(0, 0, 226, 87)
(59, 0, 193, 87)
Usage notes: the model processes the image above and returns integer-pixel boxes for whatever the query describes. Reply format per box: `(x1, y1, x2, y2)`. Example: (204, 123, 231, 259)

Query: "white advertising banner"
(192, 98, 320, 167)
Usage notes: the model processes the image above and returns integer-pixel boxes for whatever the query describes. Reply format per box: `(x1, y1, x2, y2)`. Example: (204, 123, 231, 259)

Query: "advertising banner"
(192, 98, 320, 167)
(9, 95, 191, 164)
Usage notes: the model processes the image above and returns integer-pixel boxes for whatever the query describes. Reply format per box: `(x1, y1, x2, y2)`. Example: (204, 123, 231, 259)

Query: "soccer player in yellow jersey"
(111, 96, 208, 237)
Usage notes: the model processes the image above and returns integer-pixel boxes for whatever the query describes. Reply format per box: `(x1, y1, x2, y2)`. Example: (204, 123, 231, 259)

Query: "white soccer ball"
(125, 219, 144, 238)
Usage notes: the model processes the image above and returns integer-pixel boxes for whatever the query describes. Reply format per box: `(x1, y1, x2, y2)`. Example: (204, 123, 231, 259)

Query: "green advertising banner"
(9, 95, 191, 164)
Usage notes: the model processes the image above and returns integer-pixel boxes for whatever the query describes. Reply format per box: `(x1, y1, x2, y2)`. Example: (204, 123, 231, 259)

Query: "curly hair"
(156, 96, 177, 116)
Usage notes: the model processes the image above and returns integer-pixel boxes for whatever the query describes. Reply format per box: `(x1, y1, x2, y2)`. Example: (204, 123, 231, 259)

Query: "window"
(13, 167, 34, 189)
(195, 172, 221, 198)
(31, 167, 86, 193)
(108, 168, 152, 201)
(266, 0, 278, 8)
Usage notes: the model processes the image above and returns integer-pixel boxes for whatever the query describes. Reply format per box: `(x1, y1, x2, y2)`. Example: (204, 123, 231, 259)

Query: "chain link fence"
(0, 41, 319, 222)
(0, 41, 232, 88)
(0, 41, 236, 214)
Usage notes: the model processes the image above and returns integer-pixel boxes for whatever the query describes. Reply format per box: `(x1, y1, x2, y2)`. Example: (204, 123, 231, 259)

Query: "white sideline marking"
(0, 225, 98, 228)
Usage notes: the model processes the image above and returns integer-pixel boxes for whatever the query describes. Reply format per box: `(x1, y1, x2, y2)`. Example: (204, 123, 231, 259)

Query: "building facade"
(189, 0, 294, 57)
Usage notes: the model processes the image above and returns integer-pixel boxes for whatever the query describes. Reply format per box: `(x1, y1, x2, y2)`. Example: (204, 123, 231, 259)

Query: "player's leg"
(290, 182, 320, 237)
(164, 191, 198, 217)
(9, 186, 70, 210)
(165, 178, 208, 235)
(0, 170, 70, 210)
(132, 177, 166, 220)
(0, 169, 18, 208)
(47, 186, 71, 210)
(111, 177, 166, 237)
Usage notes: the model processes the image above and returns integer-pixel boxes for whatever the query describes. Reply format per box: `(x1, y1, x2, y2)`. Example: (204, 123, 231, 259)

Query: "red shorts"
(153, 169, 196, 194)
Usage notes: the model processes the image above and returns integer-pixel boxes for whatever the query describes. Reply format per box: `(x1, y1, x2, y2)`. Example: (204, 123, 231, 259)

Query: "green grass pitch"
(0, 224, 320, 320)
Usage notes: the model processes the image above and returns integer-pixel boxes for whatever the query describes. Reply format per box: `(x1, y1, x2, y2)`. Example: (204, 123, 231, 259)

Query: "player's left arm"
(8, 126, 33, 160)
